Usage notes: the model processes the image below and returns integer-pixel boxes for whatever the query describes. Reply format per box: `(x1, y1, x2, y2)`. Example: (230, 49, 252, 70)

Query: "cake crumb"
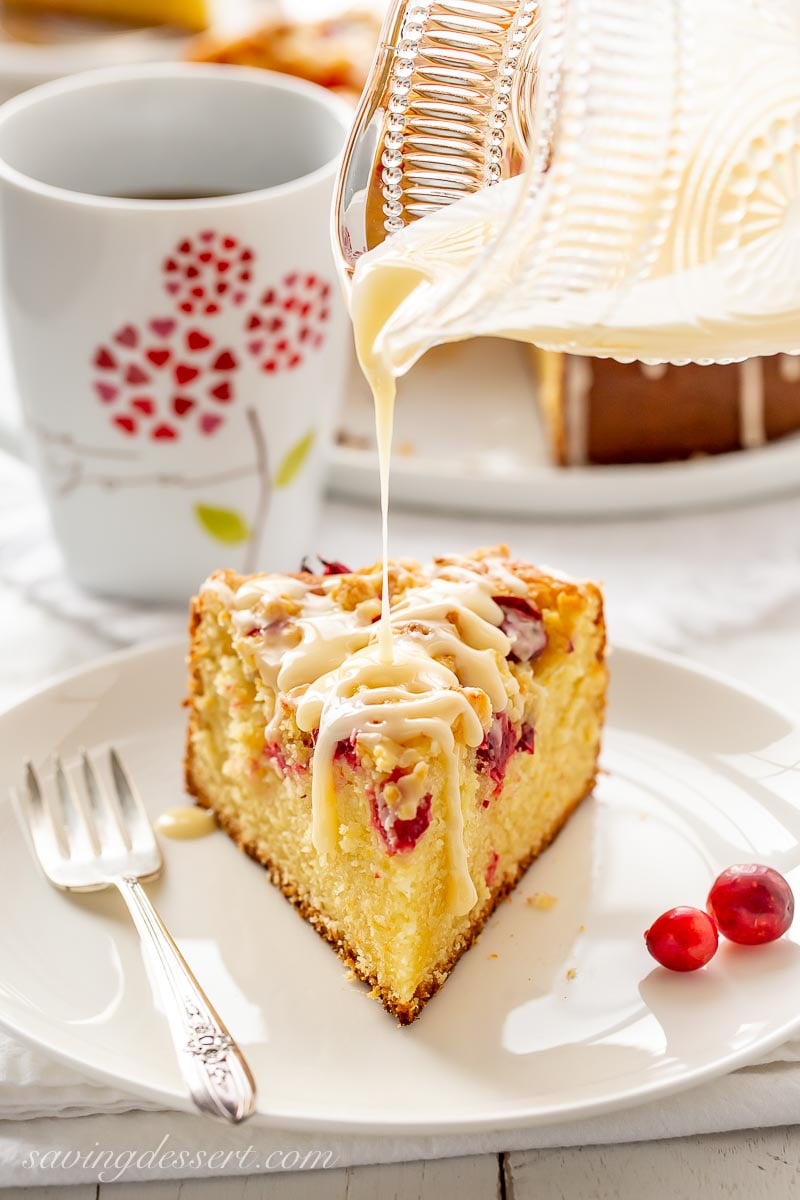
(566, 967, 577, 981)
(488, 953, 499, 960)
(527, 891, 558, 911)
(578, 923, 585, 934)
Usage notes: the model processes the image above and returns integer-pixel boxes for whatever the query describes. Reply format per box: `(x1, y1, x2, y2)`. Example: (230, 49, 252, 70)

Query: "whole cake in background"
(534, 350, 800, 466)
(3, 0, 209, 28)
(185, 547, 607, 1022)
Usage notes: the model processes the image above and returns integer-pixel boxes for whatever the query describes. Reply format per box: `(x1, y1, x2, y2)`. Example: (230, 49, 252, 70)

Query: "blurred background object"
(0, 0, 228, 100)
(3, 0, 209, 31)
(188, 7, 382, 102)
(0, 1, 373, 101)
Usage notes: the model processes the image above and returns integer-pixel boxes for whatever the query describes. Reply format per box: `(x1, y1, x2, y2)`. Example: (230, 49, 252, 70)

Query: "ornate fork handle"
(115, 875, 256, 1123)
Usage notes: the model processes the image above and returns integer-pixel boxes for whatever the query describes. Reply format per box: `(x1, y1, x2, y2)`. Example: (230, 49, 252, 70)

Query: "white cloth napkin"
(4, 450, 800, 1185)
(2, 1038, 800, 1186)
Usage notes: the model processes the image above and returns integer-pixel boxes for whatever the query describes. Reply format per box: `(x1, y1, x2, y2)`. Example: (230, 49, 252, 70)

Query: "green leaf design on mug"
(275, 429, 315, 489)
(195, 504, 252, 545)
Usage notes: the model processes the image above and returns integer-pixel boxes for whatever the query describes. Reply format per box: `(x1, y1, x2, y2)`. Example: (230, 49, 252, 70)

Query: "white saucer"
(330, 339, 800, 518)
(1, 639, 800, 1133)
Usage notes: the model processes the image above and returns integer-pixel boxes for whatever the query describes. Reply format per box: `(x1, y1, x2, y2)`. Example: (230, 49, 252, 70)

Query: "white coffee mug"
(0, 63, 352, 602)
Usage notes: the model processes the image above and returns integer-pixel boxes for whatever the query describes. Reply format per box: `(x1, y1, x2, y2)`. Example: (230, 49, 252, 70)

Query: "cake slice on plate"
(185, 547, 607, 1023)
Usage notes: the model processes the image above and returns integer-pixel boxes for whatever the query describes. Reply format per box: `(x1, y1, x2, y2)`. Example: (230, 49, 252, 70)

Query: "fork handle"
(115, 875, 257, 1123)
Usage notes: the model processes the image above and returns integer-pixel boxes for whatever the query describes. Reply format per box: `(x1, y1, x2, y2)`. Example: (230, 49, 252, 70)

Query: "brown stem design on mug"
(243, 407, 271, 575)
(33, 425, 139, 462)
(53, 462, 259, 498)
(32, 405, 315, 567)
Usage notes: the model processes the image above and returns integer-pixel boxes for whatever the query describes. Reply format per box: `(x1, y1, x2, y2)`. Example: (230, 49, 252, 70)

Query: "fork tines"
(18, 749, 158, 885)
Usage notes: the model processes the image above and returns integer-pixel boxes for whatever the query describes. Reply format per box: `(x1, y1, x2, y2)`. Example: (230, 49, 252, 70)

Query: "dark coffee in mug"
(114, 190, 245, 201)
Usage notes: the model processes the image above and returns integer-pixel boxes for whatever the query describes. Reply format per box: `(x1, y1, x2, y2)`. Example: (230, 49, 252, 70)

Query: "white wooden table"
(2, 558, 800, 1199)
(4, 1129, 800, 1200)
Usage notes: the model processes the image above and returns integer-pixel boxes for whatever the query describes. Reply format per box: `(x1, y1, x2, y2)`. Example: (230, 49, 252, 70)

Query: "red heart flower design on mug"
(92, 320, 238, 440)
(162, 231, 255, 317)
(244, 273, 331, 375)
(90, 233, 333, 447)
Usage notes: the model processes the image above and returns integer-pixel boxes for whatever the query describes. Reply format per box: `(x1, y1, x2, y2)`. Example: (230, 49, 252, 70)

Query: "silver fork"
(17, 749, 257, 1124)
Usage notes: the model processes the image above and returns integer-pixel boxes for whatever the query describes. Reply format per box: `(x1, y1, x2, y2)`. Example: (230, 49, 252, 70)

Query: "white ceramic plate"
(330, 339, 800, 518)
(0, 1, 262, 104)
(0, 17, 189, 105)
(2, 639, 800, 1133)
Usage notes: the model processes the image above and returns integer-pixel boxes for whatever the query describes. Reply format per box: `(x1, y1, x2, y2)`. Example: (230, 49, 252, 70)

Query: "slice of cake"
(185, 546, 607, 1022)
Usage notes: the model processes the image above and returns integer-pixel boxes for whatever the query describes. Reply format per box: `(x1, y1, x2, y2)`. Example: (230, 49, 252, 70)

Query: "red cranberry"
(319, 557, 351, 576)
(476, 712, 517, 793)
(263, 743, 306, 778)
(644, 907, 719, 972)
(517, 723, 535, 754)
(300, 555, 351, 576)
(370, 788, 432, 854)
(264, 742, 289, 774)
(492, 596, 547, 663)
(392, 795, 433, 852)
(707, 865, 794, 946)
(334, 734, 360, 771)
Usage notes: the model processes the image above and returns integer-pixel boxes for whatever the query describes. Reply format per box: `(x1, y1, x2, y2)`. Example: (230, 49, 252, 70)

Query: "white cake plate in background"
(329, 339, 800, 519)
(0, 17, 188, 104)
(0, 0, 257, 104)
(1, 639, 800, 1133)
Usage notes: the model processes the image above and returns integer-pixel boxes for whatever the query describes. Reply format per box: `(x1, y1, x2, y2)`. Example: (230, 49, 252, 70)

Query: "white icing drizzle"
(640, 362, 668, 381)
(565, 356, 593, 466)
(780, 354, 800, 384)
(156, 806, 217, 840)
(216, 560, 522, 917)
(215, 576, 373, 699)
(738, 359, 767, 449)
(298, 640, 484, 915)
(445, 556, 527, 598)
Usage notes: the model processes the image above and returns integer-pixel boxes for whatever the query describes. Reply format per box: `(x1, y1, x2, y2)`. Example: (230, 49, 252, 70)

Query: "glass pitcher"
(333, 0, 800, 369)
